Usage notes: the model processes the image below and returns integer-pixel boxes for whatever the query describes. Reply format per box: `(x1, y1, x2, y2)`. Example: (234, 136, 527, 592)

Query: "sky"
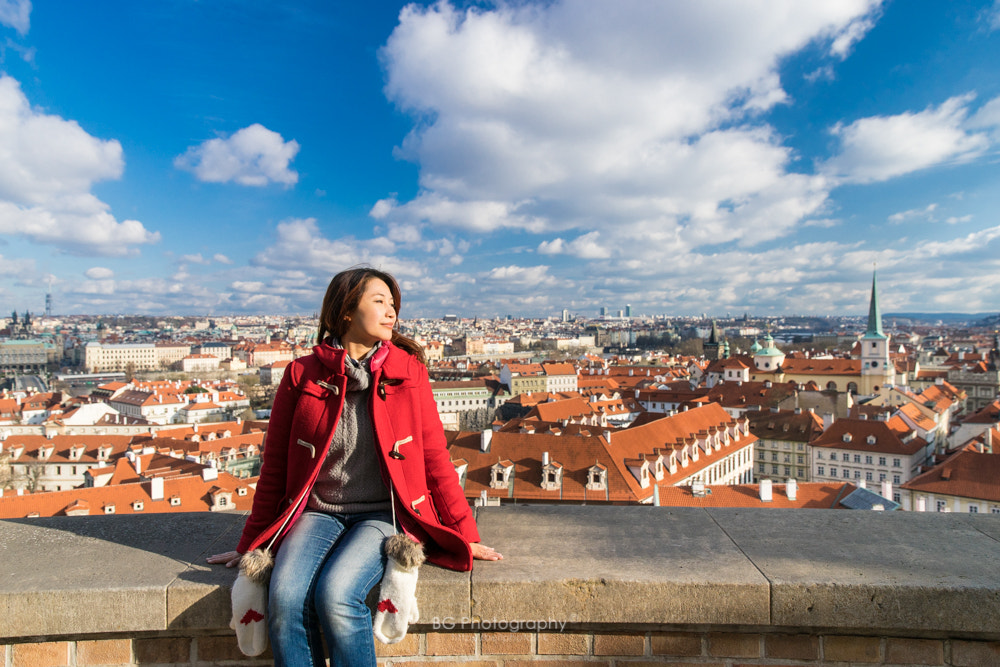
(1, 0, 1000, 320)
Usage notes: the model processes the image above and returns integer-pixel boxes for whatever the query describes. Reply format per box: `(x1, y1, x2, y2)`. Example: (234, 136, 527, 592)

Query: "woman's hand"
(206, 550, 243, 568)
(471, 542, 503, 561)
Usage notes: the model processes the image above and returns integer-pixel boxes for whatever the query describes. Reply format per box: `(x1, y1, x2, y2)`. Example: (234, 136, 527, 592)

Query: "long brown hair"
(317, 267, 426, 364)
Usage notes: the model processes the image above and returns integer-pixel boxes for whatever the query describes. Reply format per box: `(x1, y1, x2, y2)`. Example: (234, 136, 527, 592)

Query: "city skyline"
(1, 1, 999, 319)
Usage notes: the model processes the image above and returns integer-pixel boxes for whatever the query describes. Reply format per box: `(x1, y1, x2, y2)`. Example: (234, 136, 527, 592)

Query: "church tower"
(860, 269, 895, 394)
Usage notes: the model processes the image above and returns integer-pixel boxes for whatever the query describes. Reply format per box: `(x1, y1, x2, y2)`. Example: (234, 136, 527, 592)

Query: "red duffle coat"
(236, 340, 480, 571)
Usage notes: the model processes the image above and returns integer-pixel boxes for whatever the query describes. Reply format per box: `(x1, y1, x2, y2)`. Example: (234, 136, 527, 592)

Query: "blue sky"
(1, 0, 999, 319)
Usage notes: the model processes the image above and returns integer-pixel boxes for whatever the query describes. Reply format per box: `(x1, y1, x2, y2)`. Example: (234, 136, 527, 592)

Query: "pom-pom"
(239, 548, 274, 585)
(383, 533, 425, 570)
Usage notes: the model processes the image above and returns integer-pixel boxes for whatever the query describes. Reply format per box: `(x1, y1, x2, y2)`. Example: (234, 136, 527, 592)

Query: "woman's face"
(343, 278, 397, 349)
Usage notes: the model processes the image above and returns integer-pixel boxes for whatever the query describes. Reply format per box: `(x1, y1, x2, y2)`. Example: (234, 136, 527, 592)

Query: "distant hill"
(885, 312, 997, 326)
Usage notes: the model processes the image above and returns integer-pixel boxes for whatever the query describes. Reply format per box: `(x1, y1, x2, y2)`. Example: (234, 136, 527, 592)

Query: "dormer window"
(586, 465, 607, 491)
(867, 435, 877, 445)
(132, 501, 144, 511)
(842, 433, 853, 443)
(540, 460, 563, 491)
(490, 460, 514, 489)
(169, 496, 181, 507)
(104, 504, 116, 514)
(237, 487, 248, 496)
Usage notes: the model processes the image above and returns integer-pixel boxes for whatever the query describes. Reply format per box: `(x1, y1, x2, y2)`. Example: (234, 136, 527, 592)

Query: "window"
(879, 473, 886, 482)
(969, 505, 979, 514)
(829, 452, 836, 461)
(783, 454, 790, 463)
(758, 463, 766, 473)
(771, 452, 778, 461)
(854, 470, 861, 479)
(132, 501, 144, 511)
(936, 500, 946, 513)
(893, 458, 901, 468)
(893, 474, 901, 484)
(817, 465, 825, 476)
(816, 451, 824, 460)
(879, 457, 886, 466)
(865, 455, 873, 464)
(865, 471, 873, 481)
(992, 507, 1000, 514)
(854, 454, 861, 463)
(797, 455, 804, 464)
(830, 467, 837, 476)
(771, 465, 778, 474)
(170, 497, 181, 507)
(784, 466, 791, 476)
(843, 469, 850, 479)
(758, 451, 765, 460)
(104, 505, 116, 514)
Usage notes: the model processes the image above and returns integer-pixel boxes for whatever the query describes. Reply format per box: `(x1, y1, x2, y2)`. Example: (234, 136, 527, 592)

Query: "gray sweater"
(307, 344, 392, 514)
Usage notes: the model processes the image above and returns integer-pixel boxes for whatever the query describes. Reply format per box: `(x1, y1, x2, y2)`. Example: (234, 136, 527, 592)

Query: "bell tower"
(860, 269, 894, 394)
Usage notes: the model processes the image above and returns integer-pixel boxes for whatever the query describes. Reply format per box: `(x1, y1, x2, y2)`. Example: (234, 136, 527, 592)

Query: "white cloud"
(179, 253, 210, 265)
(945, 215, 973, 224)
(174, 123, 300, 187)
(483, 264, 555, 287)
(0, 253, 32, 276)
(0, 0, 30, 35)
(213, 253, 233, 264)
(888, 203, 937, 224)
(983, 1, 1000, 31)
(376, 0, 878, 259)
(822, 94, 990, 184)
(84, 267, 114, 280)
(537, 231, 610, 258)
(0, 75, 159, 255)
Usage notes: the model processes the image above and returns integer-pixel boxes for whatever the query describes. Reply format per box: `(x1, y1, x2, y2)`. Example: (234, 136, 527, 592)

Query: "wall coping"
(2, 505, 999, 642)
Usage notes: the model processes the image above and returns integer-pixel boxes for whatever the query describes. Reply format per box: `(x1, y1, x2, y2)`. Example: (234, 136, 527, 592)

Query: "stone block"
(76, 639, 131, 665)
(707, 632, 759, 658)
(651, 632, 702, 657)
(884, 637, 944, 665)
(12, 641, 69, 667)
(951, 640, 1000, 667)
(134, 637, 191, 664)
(592, 633, 644, 656)
(537, 632, 588, 655)
(764, 633, 819, 661)
(425, 631, 477, 656)
(472, 506, 769, 625)
(482, 631, 532, 654)
(374, 633, 419, 657)
(196, 634, 247, 662)
(823, 635, 880, 662)
(709, 508, 1000, 633)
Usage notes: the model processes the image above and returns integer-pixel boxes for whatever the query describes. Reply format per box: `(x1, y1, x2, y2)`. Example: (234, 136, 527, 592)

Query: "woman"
(208, 267, 501, 667)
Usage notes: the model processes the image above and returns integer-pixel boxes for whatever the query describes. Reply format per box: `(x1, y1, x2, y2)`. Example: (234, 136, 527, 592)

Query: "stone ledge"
(1, 506, 999, 642)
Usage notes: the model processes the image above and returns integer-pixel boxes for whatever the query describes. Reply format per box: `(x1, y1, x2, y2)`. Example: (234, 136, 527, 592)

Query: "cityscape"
(3, 269, 999, 520)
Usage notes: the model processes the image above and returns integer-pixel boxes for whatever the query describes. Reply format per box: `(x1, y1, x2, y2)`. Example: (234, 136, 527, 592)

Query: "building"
(747, 408, 825, 482)
(0, 339, 51, 374)
(899, 447, 1000, 514)
(810, 416, 934, 490)
(84, 343, 158, 373)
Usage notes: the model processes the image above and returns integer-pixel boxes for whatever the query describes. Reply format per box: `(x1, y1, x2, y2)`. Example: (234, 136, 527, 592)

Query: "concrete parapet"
(1, 505, 999, 666)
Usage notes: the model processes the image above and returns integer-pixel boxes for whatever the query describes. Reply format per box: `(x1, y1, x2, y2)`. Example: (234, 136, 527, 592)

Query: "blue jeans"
(268, 510, 394, 667)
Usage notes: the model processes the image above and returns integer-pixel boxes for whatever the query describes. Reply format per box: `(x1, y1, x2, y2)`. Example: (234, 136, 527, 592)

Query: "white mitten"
(230, 548, 273, 657)
(373, 534, 425, 644)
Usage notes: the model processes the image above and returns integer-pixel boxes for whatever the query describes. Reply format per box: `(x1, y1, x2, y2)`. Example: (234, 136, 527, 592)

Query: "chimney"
(603, 429, 612, 443)
(542, 451, 549, 466)
(150, 476, 164, 501)
(822, 412, 835, 430)
(480, 429, 493, 453)
(760, 478, 773, 502)
(202, 467, 218, 481)
(786, 478, 797, 501)
(858, 479, 866, 489)
(135, 457, 142, 475)
(881, 480, 892, 500)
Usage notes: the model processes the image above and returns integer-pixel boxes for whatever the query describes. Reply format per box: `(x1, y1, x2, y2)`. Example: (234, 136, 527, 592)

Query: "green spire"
(865, 268, 886, 339)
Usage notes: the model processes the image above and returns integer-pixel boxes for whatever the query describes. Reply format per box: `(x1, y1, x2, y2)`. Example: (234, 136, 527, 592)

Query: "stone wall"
(2, 506, 1000, 666)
